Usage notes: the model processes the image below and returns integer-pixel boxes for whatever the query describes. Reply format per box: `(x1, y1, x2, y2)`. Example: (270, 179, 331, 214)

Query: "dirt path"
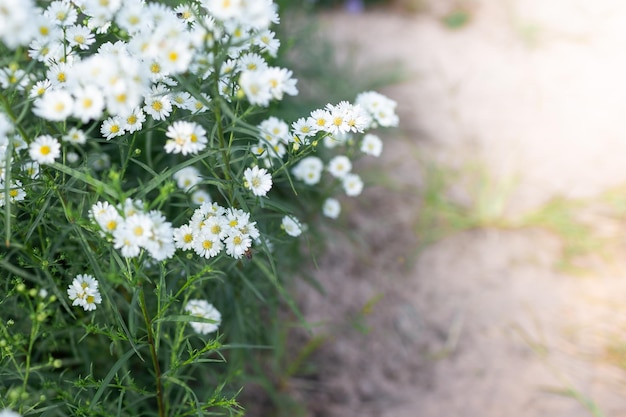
(290, 1, 626, 416)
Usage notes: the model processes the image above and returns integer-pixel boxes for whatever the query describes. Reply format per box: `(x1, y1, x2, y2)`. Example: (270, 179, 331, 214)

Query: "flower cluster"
(67, 274, 102, 311)
(173, 202, 259, 260)
(184, 299, 222, 335)
(89, 199, 175, 261)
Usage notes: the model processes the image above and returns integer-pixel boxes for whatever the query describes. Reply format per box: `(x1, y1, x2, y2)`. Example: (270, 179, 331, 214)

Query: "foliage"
(0, 0, 398, 416)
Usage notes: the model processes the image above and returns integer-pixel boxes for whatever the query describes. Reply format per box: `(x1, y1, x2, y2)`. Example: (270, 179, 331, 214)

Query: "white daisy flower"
(32, 89, 74, 122)
(67, 274, 102, 311)
(360, 133, 383, 157)
(224, 231, 252, 259)
(66, 25, 95, 50)
(327, 155, 352, 179)
(243, 166, 272, 197)
(323, 198, 341, 219)
(191, 189, 211, 205)
(62, 127, 87, 144)
(184, 299, 221, 335)
(100, 116, 125, 140)
(173, 224, 195, 251)
(282, 215, 303, 237)
(192, 228, 223, 259)
(342, 173, 364, 197)
(29, 135, 61, 165)
(173, 166, 201, 191)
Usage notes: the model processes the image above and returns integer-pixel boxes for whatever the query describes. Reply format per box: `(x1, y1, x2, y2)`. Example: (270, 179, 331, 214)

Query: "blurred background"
(250, 1, 626, 416)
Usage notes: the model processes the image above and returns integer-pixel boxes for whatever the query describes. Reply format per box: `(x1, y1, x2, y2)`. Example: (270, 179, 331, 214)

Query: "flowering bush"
(0, 0, 398, 415)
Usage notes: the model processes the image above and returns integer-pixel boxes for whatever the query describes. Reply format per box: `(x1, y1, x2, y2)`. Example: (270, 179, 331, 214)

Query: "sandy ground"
(286, 1, 626, 416)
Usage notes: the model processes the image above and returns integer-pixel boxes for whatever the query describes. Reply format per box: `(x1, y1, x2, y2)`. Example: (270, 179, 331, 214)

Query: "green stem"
(138, 286, 165, 417)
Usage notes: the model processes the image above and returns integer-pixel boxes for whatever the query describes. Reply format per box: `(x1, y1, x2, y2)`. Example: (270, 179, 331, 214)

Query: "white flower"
(309, 108, 331, 133)
(244, 166, 272, 197)
(184, 299, 221, 335)
(292, 156, 323, 185)
(192, 228, 223, 258)
(224, 231, 252, 259)
(72, 84, 105, 122)
(164, 121, 207, 155)
(239, 70, 272, 107)
(173, 166, 201, 191)
(100, 116, 125, 140)
(191, 189, 211, 205)
(62, 127, 87, 144)
(0, 409, 22, 417)
(282, 215, 303, 237)
(66, 25, 95, 50)
(0, 180, 26, 207)
(327, 155, 352, 179)
(121, 107, 146, 133)
(173, 224, 195, 251)
(29, 135, 61, 165)
(355, 91, 399, 128)
(265, 67, 298, 100)
(360, 133, 383, 157)
(21, 162, 40, 179)
(323, 198, 341, 219)
(144, 85, 173, 121)
(67, 274, 102, 311)
(342, 173, 364, 197)
(33, 89, 74, 122)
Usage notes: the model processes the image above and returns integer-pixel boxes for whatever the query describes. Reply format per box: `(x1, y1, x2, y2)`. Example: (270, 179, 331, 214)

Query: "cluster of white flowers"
(285, 91, 397, 218)
(89, 199, 175, 261)
(184, 299, 221, 335)
(67, 274, 102, 311)
(0, 0, 298, 160)
(173, 202, 259, 260)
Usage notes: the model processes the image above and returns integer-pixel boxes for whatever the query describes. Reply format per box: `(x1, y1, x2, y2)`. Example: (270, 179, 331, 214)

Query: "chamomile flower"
(21, 162, 40, 179)
(243, 166, 272, 197)
(224, 231, 252, 259)
(29, 79, 52, 98)
(33, 89, 74, 122)
(191, 189, 211, 205)
(323, 198, 341, 219)
(361, 133, 383, 157)
(0, 180, 26, 207)
(164, 121, 207, 155)
(282, 215, 303, 237)
(355, 91, 399, 128)
(342, 173, 364, 197)
(173, 166, 201, 191)
(254, 29, 280, 57)
(45, 0, 78, 27)
(62, 127, 87, 145)
(239, 70, 272, 107)
(192, 228, 223, 258)
(292, 156, 323, 185)
(72, 84, 105, 122)
(67, 274, 102, 311)
(327, 155, 352, 179)
(29, 135, 61, 164)
(291, 117, 315, 142)
(184, 299, 221, 335)
(309, 108, 331, 133)
(66, 25, 95, 50)
(100, 116, 125, 140)
(173, 224, 195, 251)
(120, 107, 146, 133)
(265, 67, 298, 100)
(144, 85, 173, 121)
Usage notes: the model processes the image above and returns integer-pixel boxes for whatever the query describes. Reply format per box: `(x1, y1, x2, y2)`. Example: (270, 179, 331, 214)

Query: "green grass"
(412, 160, 620, 273)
